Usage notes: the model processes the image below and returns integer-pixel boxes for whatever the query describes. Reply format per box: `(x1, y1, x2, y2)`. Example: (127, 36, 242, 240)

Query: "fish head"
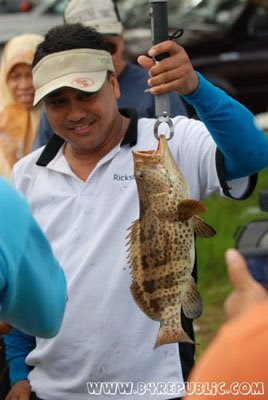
(132, 135, 172, 198)
(132, 135, 189, 215)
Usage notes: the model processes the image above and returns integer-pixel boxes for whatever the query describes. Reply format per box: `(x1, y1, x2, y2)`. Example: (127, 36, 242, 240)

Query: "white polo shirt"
(11, 110, 256, 400)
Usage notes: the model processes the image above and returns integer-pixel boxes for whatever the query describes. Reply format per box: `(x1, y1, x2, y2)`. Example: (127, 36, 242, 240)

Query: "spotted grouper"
(127, 134, 216, 348)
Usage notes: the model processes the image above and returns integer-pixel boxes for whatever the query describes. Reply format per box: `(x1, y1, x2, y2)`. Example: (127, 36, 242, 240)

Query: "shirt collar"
(36, 108, 138, 167)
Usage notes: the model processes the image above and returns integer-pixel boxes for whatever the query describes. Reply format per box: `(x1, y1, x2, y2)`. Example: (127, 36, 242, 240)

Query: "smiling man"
(36, 48, 128, 181)
(5, 23, 268, 400)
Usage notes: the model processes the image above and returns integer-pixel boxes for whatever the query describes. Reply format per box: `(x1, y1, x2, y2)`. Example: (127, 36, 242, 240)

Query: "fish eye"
(138, 171, 144, 178)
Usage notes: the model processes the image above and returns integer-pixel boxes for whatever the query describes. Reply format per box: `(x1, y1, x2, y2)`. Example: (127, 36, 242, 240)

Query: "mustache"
(63, 118, 96, 130)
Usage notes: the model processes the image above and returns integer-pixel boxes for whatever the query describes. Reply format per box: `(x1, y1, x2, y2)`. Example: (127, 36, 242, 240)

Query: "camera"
(234, 190, 268, 288)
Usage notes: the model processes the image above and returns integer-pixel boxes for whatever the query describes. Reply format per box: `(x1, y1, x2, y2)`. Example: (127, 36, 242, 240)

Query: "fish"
(127, 135, 216, 348)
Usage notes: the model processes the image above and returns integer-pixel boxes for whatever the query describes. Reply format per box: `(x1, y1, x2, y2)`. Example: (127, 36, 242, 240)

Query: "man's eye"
(46, 98, 66, 107)
(80, 92, 94, 100)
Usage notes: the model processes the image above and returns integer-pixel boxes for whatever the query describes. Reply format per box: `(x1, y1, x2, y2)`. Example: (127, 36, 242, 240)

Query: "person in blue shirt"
(0, 177, 67, 338)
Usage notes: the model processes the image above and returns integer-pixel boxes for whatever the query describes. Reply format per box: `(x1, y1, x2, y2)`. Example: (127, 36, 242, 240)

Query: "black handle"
(150, 0, 169, 61)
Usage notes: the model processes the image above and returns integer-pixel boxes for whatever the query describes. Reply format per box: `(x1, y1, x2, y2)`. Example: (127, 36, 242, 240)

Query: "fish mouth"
(132, 134, 167, 163)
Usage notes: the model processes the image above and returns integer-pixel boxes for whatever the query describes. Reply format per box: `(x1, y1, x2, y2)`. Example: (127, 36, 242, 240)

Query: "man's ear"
(109, 73, 121, 100)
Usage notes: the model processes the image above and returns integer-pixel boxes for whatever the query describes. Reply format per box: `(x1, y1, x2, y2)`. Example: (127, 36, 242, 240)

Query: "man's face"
(44, 74, 121, 153)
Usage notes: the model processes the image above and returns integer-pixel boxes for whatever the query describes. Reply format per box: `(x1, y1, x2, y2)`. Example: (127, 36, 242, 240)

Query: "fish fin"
(127, 219, 139, 235)
(193, 215, 216, 238)
(154, 321, 194, 348)
(182, 277, 203, 319)
(126, 219, 140, 258)
(130, 282, 159, 321)
(176, 199, 208, 221)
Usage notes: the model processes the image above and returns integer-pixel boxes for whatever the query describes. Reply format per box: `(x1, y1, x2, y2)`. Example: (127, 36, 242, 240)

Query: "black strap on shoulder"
(216, 148, 258, 200)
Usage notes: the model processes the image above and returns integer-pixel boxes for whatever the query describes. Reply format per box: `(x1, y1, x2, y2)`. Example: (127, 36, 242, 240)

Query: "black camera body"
(234, 190, 268, 288)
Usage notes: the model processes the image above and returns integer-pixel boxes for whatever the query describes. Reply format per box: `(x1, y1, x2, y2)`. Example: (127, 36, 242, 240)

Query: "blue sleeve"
(183, 72, 268, 180)
(0, 178, 67, 338)
(32, 108, 54, 150)
(4, 328, 35, 385)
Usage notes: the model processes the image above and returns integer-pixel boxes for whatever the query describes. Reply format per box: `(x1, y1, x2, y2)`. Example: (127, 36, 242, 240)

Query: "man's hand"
(224, 248, 268, 319)
(0, 322, 11, 336)
(5, 380, 31, 400)
(137, 40, 198, 96)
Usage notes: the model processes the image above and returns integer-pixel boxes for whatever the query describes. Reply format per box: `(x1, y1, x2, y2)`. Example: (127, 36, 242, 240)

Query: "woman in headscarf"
(0, 33, 43, 178)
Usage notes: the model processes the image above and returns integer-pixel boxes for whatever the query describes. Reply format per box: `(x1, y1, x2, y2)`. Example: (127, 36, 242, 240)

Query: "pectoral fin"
(193, 215, 216, 238)
(176, 199, 208, 221)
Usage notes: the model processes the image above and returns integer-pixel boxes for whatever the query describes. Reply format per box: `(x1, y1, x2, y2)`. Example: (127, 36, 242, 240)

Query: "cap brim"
(33, 70, 107, 106)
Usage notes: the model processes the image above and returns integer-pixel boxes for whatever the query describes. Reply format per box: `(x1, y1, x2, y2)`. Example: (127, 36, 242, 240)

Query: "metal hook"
(153, 112, 174, 140)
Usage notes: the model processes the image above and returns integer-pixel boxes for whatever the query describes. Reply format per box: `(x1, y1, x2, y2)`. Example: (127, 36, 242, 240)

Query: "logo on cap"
(72, 77, 94, 88)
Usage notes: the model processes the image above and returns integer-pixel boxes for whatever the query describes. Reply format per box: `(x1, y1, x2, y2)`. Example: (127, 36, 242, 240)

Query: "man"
(32, 0, 188, 149)
(0, 177, 66, 338)
(5, 23, 268, 400)
(185, 249, 268, 399)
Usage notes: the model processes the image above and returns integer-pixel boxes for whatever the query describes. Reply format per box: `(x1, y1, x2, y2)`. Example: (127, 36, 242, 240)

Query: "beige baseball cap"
(64, 0, 123, 36)
(32, 48, 115, 106)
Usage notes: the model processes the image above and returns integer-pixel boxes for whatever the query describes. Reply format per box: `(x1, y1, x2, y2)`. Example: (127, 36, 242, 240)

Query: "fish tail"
(154, 321, 194, 349)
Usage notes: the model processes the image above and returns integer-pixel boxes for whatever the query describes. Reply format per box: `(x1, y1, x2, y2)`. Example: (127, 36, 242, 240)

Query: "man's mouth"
(69, 121, 96, 135)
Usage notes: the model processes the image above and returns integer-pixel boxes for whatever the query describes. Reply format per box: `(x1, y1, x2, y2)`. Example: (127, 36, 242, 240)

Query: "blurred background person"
(0, 33, 43, 177)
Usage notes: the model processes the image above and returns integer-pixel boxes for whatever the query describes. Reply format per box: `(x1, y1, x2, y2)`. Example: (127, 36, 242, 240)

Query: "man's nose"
(66, 103, 87, 122)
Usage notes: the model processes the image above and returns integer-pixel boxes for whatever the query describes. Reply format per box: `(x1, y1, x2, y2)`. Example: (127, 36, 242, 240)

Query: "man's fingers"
(137, 55, 154, 71)
(148, 40, 179, 58)
(225, 248, 254, 290)
(139, 41, 198, 95)
(138, 41, 183, 71)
